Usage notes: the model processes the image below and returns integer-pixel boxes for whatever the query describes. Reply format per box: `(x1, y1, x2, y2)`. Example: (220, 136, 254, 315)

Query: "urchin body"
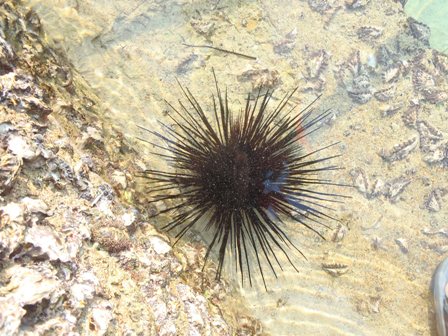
(141, 76, 343, 288)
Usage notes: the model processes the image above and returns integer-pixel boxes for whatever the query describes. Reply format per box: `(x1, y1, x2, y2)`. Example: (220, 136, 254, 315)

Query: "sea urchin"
(140, 73, 345, 289)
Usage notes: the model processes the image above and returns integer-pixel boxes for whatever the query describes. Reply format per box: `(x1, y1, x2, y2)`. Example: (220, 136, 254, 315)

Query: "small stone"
(25, 225, 71, 262)
(345, 0, 370, 9)
(0, 297, 25, 335)
(371, 237, 384, 250)
(122, 211, 137, 227)
(0, 202, 24, 223)
(89, 300, 114, 336)
(332, 223, 348, 242)
(5, 265, 60, 305)
(70, 272, 98, 308)
(381, 103, 402, 117)
(395, 238, 408, 254)
(148, 236, 172, 255)
(20, 197, 49, 215)
(111, 170, 127, 190)
(7, 135, 38, 160)
(81, 127, 104, 150)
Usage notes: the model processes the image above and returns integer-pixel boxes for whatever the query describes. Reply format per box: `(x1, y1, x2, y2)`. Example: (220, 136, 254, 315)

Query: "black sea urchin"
(140, 73, 345, 289)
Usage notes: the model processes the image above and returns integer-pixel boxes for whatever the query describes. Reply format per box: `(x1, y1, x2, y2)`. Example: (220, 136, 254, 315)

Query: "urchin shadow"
(137, 71, 349, 290)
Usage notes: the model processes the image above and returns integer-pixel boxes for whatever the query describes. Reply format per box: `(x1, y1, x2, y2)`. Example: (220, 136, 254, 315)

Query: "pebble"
(7, 135, 38, 160)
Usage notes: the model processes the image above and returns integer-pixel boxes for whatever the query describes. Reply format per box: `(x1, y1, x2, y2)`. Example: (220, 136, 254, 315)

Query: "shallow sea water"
(24, 0, 448, 335)
(405, 0, 448, 53)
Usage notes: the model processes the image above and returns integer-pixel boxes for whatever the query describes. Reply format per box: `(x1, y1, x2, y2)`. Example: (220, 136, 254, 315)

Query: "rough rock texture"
(0, 2, 261, 335)
(13, 0, 448, 334)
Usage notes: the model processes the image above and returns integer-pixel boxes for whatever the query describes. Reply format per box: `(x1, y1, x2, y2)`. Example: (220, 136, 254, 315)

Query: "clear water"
(405, 0, 448, 52)
(24, 0, 448, 334)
